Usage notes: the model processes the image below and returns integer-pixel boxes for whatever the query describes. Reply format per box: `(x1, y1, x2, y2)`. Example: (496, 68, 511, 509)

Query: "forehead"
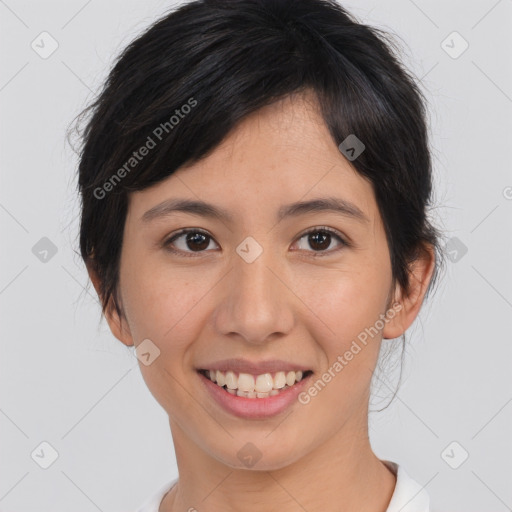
(128, 91, 377, 225)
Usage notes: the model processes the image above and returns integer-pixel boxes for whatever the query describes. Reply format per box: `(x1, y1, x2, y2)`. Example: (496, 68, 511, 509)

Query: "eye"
(164, 229, 219, 257)
(163, 226, 348, 257)
(292, 226, 348, 256)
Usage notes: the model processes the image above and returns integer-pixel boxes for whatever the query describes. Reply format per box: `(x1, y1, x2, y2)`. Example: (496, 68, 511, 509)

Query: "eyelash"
(163, 226, 349, 258)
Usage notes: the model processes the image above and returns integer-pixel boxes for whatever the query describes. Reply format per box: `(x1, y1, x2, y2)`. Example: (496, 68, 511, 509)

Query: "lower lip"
(197, 370, 312, 419)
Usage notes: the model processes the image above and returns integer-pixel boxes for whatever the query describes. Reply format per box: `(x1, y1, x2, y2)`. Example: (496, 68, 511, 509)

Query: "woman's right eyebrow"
(140, 197, 369, 225)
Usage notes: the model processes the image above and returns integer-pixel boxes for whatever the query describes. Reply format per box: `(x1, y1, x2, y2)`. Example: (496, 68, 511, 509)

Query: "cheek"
(120, 258, 209, 355)
(119, 261, 211, 408)
(297, 273, 390, 416)
(300, 256, 391, 368)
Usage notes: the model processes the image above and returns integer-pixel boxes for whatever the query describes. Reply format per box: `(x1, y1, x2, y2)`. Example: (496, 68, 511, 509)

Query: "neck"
(160, 415, 396, 512)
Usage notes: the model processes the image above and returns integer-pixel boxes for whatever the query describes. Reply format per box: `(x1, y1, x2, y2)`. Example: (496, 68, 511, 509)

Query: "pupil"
(187, 232, 209, 251)
(309, 231, 330, 251)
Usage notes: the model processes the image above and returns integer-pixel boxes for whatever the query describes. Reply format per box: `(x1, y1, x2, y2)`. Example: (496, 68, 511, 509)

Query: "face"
(103, 91, 415, 471)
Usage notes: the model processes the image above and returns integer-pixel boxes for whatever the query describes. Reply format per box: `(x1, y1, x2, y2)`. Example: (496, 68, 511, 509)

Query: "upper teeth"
(206, 370, 305, 392)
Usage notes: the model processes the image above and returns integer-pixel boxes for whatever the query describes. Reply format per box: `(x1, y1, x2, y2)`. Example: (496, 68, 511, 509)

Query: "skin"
(88, 90, 435, 512)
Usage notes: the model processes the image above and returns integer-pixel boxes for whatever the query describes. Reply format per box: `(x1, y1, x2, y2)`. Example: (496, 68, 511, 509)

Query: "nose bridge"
(215, 238, 294, 344)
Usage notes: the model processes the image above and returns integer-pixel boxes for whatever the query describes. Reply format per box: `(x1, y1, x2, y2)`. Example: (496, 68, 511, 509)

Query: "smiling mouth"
(198, 369, 314, 399)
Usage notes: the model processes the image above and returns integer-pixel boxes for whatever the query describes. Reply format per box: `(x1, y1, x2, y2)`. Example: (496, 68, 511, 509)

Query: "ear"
(86, 260, 134, 347)
(382, 243, 436, 340)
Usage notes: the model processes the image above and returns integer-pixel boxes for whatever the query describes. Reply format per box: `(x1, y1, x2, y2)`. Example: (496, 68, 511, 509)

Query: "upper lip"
(197, 358, 312, 375)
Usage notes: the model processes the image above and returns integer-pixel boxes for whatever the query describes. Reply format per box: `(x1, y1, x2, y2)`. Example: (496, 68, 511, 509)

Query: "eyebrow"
(141, 196, 369, 224)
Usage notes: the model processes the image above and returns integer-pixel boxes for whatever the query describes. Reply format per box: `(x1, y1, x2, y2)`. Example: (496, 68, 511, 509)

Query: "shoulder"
(382, 459, 430, 512)
(135, 477, 178, 512)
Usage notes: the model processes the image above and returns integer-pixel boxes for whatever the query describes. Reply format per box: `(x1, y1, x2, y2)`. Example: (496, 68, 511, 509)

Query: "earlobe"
(86, 260, 134, 347)
(382, 285, 405, 340)
(382, 244, 436, 340)
(103, 299, 135, 347)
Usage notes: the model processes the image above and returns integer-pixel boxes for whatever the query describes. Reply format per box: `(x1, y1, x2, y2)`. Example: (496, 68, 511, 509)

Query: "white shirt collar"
(381, 460, 430, 512)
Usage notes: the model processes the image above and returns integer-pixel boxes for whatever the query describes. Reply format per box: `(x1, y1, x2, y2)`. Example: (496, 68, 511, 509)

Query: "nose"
(213, 242, 295, 345)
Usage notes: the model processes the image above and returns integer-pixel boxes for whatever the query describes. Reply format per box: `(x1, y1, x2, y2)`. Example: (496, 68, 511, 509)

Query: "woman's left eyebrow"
(140, 197, 369, 225)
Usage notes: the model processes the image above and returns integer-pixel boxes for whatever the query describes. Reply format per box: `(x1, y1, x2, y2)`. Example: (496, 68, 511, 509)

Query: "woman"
(74, 0, 445, 510)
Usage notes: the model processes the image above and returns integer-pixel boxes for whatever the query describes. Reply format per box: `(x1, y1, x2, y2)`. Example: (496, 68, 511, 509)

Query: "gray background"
(1, 0, 511, 510)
